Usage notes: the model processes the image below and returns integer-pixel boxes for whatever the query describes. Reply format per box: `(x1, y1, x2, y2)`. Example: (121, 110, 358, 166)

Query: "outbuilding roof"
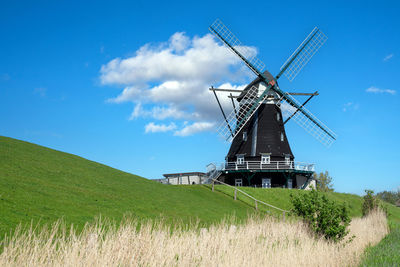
(163, 172, 206, 178)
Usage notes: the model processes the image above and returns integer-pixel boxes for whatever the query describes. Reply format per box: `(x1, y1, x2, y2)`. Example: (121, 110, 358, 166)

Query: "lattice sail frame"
(217, 85, 267, 142)
(277, 94, 337, 147)
(280, 27, 327, 82)
(209, 19, 266, 74)
(210, 19, 336, 146)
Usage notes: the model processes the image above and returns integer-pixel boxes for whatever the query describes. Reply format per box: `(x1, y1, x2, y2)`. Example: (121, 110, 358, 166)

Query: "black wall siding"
(227, 103, 294, 162)
(220, 70, 312, 188)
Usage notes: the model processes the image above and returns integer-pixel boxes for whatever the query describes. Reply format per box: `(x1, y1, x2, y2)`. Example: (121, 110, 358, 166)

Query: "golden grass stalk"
(0, 210, 388, 267)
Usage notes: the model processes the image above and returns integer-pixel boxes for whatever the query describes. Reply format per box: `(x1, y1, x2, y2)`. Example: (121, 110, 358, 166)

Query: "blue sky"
(1, 0, 399, 195)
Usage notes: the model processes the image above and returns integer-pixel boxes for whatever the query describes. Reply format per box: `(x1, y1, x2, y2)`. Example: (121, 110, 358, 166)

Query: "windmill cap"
(237, 70, 276, 101)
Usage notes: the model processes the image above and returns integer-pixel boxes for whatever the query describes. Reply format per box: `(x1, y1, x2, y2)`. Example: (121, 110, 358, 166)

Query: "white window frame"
(285, 156, 290, 165)
(287, 179, 293, 189)
(237, 155, 244, 164)
(281, 132, 284, 142)
(235, 179, 243, 187)
(243, 131, 247, 141)
(262, 178, 271, 188)
(277, 112, 280, 121)
(261, 155, 270, 164)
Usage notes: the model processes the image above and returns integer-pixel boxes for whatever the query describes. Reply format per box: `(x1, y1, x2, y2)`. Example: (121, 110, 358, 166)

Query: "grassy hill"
(1, 135, 399, 241)
(0, 136, 255, 237)
(212, 185, 400, 224)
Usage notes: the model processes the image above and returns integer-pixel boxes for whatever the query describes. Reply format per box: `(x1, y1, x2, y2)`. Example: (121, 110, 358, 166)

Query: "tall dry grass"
(0, 210, 388, 267)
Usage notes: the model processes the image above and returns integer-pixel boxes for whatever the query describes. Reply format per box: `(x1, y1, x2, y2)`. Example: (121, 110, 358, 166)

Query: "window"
(262, 178, 271, 188)
(287, 179, 293, 189)
(281, 132, 284, 142)
(277, 112, 280, 121)
(285, 156, 290, 165)
(243, 131, 247, 141)
(235, 179, 243, 187)
(237, 155, 244, 164)
(261, 155, 270, 164)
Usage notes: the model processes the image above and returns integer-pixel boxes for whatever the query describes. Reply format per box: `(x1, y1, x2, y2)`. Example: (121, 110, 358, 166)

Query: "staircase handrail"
(211, 178, 289, 213)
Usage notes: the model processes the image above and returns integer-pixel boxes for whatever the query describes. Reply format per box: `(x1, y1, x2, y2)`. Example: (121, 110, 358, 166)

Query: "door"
(287, 179, 293, 189)
(262, 178, 271, 188)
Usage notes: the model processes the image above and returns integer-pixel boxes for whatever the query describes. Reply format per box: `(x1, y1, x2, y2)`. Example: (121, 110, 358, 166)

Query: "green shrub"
(362, 189, 387, 217)
(290, 190, 351, 242)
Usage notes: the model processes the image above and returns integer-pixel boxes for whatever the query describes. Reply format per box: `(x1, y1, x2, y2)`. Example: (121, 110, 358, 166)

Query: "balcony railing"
(222, 161, 315, 172)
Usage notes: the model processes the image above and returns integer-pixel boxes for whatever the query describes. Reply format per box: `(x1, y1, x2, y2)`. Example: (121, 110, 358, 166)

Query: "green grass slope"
(0, 136, 255, 237)
(359, 224, 400, 267)
(212, 185, 400, 222)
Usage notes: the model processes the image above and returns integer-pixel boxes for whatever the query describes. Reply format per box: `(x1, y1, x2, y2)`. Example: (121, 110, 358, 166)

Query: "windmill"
(209, 19, 336, 189)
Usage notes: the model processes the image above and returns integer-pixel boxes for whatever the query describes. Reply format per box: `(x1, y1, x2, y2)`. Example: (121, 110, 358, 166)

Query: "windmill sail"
(217, 85, 268, 142)
(276, 27, 327, 81)
(209, 19, 266, 77)
(210, 19, 336, 147)
(278, 94, 337, 147)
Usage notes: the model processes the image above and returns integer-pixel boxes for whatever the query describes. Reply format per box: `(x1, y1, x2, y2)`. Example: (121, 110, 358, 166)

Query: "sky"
(1, 0, 399, 195)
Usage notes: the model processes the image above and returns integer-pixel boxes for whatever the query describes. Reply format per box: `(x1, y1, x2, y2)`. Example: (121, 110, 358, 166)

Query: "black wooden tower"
(209, 19, 337, 189)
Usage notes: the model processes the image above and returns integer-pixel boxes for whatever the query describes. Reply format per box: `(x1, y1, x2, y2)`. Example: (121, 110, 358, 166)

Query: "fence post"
(255, 200, 258, 210)
(234, 188, 237, 200)
(212, 181, 214, 192)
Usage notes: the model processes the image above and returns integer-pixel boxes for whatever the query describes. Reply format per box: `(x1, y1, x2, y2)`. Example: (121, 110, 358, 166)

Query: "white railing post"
(223, 161, 313, 172)
(234, 188, 237, 200)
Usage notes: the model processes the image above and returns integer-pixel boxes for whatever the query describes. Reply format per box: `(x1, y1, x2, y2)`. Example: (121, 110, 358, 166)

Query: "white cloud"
(100, 32, 249, 86)
(383, 54, 394, 62)
(169, 32, 190, 52)
(342, 102, 359, 112)
(366, 86, 396, 95)
(129, 102, 198, 120)
(280, 101, 297, 118)
(145, 122, 177, 133)
(100, 32, 253, 136)
(174, 122, 215, 136)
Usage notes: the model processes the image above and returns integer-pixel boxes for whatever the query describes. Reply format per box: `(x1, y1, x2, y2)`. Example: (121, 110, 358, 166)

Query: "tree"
(362, 190, 379, 216)
(376, 189, 400, 205)
(313, 171, 334, 192)
(362, 189, 387, 216)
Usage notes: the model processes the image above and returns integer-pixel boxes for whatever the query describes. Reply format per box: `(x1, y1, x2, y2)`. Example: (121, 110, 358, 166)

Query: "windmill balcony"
(223, 161, 315, 172)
